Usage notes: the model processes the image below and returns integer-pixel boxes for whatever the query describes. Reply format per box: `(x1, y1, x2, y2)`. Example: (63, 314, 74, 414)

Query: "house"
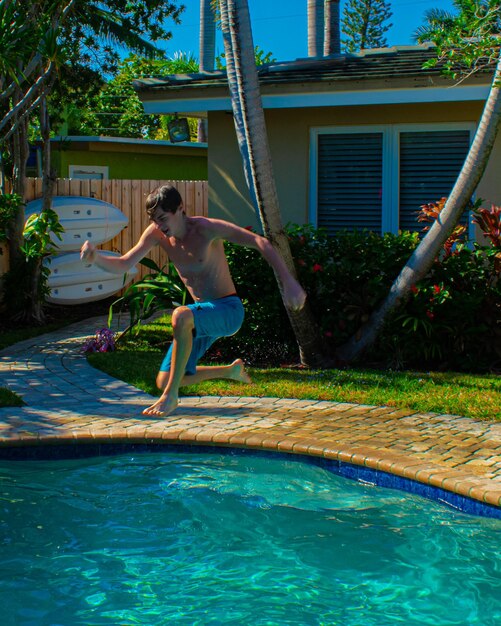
(133, 44, 500, 240)
(28, 135, 207, 181)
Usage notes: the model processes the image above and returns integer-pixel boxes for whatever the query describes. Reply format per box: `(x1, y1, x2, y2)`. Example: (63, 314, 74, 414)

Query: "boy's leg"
(144, 296, 248, 416)
(156, 358, 252, 391)
(142, 306, 194, 416)
(181, 360, 251, 385)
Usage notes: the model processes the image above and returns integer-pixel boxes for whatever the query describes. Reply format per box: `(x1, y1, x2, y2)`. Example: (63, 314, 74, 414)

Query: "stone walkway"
(0, 316, 500, 511)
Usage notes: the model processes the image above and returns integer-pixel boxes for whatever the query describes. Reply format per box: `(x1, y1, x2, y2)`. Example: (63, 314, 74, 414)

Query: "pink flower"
(433, 285, 441, 294)
(324, 331, 333, 338)
(312, 263, 323, 272)
(426, 310, 434, 320)
(410, 285, 419, 295)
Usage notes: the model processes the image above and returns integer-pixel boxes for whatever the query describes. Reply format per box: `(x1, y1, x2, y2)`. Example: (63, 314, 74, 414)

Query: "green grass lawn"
(0, 387, 24, 408)
(1, 314, 499, 421)
(86, 316, 500, 422)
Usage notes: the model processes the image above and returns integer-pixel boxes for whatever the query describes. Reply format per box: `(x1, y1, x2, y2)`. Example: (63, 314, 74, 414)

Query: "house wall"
(208, 101, 501, 235)
(52, 141, 208, 181)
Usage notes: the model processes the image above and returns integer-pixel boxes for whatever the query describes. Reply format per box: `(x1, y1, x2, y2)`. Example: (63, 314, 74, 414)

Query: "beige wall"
(208, 100, 501, 237)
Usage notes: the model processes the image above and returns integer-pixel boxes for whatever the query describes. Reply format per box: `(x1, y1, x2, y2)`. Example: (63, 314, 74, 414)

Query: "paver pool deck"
(0, 316, 500, 511)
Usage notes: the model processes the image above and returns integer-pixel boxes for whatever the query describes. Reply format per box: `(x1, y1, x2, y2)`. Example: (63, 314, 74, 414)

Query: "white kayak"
(45, 251, 138, 305)
(25, 196, 128, 251)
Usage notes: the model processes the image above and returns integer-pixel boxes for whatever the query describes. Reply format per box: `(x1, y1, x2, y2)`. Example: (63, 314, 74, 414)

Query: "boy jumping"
(80, 185, 306, 417)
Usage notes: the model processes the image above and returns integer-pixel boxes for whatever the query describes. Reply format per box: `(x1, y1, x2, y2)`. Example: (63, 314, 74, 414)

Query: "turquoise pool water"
(1, 451, 500, 626)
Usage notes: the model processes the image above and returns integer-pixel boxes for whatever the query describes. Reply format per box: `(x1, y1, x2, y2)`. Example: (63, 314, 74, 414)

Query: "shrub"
(215, 226, 418, 365)
(216, 222, 499, 372)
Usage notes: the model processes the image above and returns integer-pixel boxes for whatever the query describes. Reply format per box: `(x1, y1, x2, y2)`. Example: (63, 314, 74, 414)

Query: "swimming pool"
(1, 450, 500, 625)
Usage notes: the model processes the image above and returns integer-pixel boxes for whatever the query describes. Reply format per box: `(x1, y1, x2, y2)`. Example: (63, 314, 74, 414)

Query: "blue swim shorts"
(159, 295, 245, 375)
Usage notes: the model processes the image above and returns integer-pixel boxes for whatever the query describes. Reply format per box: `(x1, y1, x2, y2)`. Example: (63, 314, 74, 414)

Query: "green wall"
(51, 140, 207, 180)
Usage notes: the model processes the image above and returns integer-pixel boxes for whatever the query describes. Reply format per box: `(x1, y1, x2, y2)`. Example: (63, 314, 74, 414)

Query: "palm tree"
(307, 0, 324, 57)
(62, 0, 184, 75)
(197, 0, 216, 141)
(1, 1, 75, 261)
(218, 0, 327, 367)
(0, 0, 184, 321)
(338, 2, 501, 361)
(200, 0, 216, 70)
(324, 0, 341, 56)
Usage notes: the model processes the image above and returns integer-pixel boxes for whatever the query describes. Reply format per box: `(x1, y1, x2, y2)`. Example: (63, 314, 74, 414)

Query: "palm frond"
(77, 4, 164, 59)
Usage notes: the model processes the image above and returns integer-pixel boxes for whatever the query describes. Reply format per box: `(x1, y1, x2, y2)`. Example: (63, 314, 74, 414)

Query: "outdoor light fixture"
(167, 115, 190, 143)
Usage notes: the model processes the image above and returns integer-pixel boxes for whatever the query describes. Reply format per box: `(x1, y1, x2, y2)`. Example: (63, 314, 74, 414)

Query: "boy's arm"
(208, 219, 307, 311)
(80, 224, 159, 274)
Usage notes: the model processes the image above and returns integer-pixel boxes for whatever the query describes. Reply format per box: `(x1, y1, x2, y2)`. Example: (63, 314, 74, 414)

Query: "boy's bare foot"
(229, 358, 252, 384)
(142, 394, 178, 417)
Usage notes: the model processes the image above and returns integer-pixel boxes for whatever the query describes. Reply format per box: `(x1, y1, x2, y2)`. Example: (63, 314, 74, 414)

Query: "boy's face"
(151, 205, 183, 237)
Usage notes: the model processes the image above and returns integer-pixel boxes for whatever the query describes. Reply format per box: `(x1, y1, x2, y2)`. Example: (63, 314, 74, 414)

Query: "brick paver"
(0, 316, 500, 509)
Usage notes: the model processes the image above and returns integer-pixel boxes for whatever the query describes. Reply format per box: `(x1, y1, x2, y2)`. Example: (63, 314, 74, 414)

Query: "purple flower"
(82, 328, 116, 354)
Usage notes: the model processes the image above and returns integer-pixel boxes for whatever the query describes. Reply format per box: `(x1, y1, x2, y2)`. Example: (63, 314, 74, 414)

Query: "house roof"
(133, 45, 494, 115)
(134, 45, 445, 92)
(50, 135, 207, 149)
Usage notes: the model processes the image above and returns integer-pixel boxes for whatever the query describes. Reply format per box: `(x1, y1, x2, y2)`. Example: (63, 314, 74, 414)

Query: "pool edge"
(1, 436, 500, 520)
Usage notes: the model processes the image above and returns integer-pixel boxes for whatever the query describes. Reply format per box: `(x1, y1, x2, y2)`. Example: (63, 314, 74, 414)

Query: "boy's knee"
(171, 306, 194, 334)
(156, 371, 168, 390)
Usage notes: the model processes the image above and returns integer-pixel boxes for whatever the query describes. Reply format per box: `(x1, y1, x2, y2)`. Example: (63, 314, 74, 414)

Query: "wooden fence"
(23, 178, 208, 282)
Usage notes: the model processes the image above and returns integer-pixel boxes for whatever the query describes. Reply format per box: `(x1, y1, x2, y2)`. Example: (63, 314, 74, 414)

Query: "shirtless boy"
(80, 184, 306, 417)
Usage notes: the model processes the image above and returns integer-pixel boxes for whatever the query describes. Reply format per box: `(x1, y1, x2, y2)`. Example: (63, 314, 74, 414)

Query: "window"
(318, 132, 383, 233)
(310, 124, 474, 235)
(69, 165, 109, 180)
(399, 130, 470, 232)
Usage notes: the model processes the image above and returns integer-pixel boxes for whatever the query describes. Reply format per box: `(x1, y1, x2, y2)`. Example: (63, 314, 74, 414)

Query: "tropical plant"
(215, 46, 276, 69)
(60, 0, 184, 76)
(108, 257, 187, 337)
(342, 0, 393, 52)
(415, 0, 500, 78)
(218, 0, 327, 367)
(0, 0, 73, 271)
(338, 0, 501, 362)
(473, 202, 501, 247)
(0, 0, 185, 322)
(70, 53, 200, 139)
(0, 193, 20, 242)
(2, 206, 64, 322)
(417, 196, 473, 257)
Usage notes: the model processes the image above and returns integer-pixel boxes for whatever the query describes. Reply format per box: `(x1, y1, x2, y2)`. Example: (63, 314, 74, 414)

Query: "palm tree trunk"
(197, 0, 216, 142)
(324, 0, 341, 56)
(29, 93, 55, 323)
(219, 0, 327, 366)
(199, 0, 216, 71)
(307, 0, 324, 57)
(8, 86, 28, 265)
(338, 49, 501, 362)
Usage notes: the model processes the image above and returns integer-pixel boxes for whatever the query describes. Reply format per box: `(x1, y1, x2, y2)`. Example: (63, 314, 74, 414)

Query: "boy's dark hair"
(146, 185, 183, 217)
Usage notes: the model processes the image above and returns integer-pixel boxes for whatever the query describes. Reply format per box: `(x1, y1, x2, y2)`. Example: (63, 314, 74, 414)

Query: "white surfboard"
(25, 196, 128, 251)
(45, 251, 138, 305)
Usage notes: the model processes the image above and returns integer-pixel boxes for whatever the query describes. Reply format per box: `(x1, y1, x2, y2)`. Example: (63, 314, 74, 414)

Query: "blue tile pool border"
(0, 442, 500, 520)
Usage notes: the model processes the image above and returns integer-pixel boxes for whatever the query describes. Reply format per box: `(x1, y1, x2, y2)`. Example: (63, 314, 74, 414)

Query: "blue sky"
(162, 0, 456, 62)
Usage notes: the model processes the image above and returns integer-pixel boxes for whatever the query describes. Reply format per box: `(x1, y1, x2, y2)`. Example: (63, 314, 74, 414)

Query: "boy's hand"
(283, 278, 307, 312)
(80, 240, 96, 263)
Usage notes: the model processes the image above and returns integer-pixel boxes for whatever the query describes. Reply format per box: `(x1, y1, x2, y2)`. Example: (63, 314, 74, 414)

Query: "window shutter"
(318, 133, 383, 234)
(399, 130, 471, 232)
